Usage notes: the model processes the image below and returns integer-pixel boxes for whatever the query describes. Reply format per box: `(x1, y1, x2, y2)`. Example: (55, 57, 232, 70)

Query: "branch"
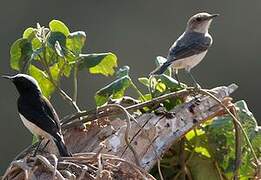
(61, 87, 193, 127)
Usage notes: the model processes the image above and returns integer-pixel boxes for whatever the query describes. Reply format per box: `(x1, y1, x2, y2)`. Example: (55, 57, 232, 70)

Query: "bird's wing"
(18, 96, 61, 137)
(150, 33, 212, 75)
(167, 33, 212, 62)
(41, 96, 61, 130)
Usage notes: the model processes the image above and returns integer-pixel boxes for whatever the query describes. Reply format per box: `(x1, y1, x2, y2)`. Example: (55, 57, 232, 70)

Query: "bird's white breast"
(19, 114, 51, 139)
(172, 50, 207, 71)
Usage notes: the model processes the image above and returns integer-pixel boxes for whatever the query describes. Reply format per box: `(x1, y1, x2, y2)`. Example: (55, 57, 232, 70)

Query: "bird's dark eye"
(196, 17, 202, 21)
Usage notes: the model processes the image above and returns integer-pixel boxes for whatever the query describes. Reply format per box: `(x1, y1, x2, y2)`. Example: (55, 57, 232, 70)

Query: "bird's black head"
(2, 74, 42, 96)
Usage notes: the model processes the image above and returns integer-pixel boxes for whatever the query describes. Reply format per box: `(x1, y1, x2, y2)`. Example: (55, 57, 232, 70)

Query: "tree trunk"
(2, 84, 237, 180)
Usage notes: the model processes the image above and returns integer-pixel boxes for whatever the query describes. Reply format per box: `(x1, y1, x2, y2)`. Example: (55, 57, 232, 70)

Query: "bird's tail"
(150, 61, 172, 76)
(53, 135, 72, 157)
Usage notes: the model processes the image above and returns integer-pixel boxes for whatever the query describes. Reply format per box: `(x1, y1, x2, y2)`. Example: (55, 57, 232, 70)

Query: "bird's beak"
(209, 14, 219, 19)
(1, 75, 13, 80)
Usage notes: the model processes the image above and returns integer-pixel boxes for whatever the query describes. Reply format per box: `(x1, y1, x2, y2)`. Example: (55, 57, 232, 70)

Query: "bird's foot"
(32, 138, 44, 157)
(42, 140, 50, 151)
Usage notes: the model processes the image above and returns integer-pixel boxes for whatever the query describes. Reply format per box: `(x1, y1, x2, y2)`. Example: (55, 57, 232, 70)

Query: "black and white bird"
(2, 74, 71, 157)
(150, 12, 219, 87)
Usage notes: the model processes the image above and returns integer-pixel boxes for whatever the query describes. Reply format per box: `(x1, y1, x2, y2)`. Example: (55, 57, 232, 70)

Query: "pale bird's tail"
(149, 61, 172, 75)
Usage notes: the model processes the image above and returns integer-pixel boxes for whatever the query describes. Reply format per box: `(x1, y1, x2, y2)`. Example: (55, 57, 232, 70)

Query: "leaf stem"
(40, 46, 80, 112)
(231, 106, 241, 180)
(130, 79, 146, 101)
(73, 63, 78, 103)
(214, 161, 224, 180)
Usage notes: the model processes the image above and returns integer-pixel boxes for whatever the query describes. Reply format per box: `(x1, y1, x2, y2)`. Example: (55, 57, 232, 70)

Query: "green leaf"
(150, 74, 181, 96)
(157, 74, 180, 89)
(186, 129, 205, 141)
(23, 27, 35, 40)
(188, 155, 220, 180)
(78, 53, 118, 76)
(116, 66, 129, 78)
(48, 32, 67, 48)
(234, 100, 261, 178)
(138, 77, 150, 87)
(28, 65, 55, 98)
(49, 20, 70, 36)
(10, 38, 33, 71)
(58, 57, 72, 77)
(141, 93, 152, 101)
(31, 38, 42, 50)
(95, 76, 131, 106)
(155, 82, 166, 92)
(205, 116, 236, 177)
(66, 31, 86, 55)
(194, 146, 211, 158)
(22, 27, 42, 51)
(204, 100, 261, 179)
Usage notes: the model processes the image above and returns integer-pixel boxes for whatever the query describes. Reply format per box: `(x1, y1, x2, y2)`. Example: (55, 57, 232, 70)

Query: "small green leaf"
(141, 93, 152, 101)
(186, 129, 205, 141)
(78, 53, 118, 76)
(22, 27, 42, 51)
(66, 31, 86, 55)
(49, 20, 70, 36)
(116, 66, 129, 78)
(156, 74, 180, 89)
(205, 117, 235, 174)
(138, 77, 150, 87)
(150, 75, 181, 98)
(31, 38, 42, 50)
(155, 56, 172, 76)
(95, 76, 131, 106)
(10, 38, 33, 71)
(194, 146, 211, 158)
(28, 65, 55, 98)
(155, 82, 166, 92)
(23, 27, 35, 40)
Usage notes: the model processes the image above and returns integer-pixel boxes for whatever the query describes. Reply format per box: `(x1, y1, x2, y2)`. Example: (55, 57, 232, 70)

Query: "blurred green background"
(0, 0, 260, 174)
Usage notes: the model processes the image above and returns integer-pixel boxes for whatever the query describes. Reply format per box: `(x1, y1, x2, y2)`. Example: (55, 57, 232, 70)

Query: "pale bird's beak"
(209, 14, 219, 19)
(1, 75, 13, 80)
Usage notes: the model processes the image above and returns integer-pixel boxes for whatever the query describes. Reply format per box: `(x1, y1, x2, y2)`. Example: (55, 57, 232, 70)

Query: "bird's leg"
(33, 137, 43, 156)
(174, 69, 181, 86)
(186, 69, 201, 90)
(42, 140, 50, 151)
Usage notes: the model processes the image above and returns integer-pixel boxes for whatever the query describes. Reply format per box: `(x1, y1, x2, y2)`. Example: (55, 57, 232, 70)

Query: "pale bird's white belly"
(19, 114, 51, 139)
(172, 51, 207, 71)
